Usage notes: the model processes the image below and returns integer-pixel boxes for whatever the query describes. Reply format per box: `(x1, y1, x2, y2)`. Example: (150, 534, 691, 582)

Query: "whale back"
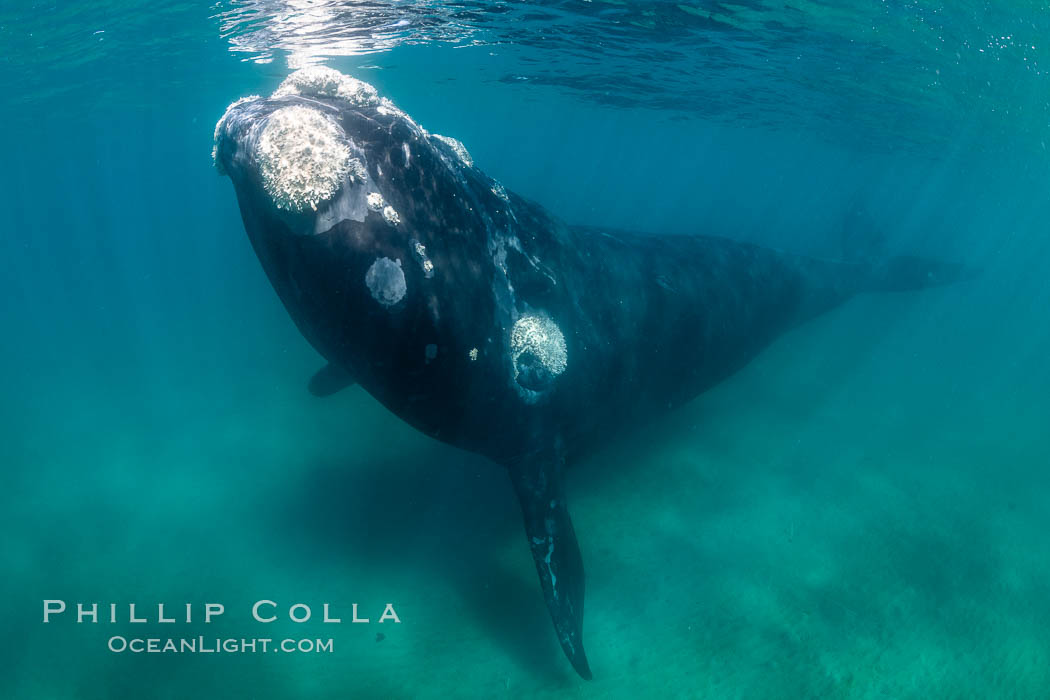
(493, 207, 969, 462)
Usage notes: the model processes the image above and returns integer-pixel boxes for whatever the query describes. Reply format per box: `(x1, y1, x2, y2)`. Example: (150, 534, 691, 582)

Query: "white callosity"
(365, 192, 401, 228)
(412, 240, 434, 277)
(213, 95, 261, 174)
(255, 106, 352, 212)
(376, 97, 420, 132)
(510, 314, 568, 382)
(432, 134, 473, 167)
(272, 66, 379, 106)
(366, 192, 385, 211)
(365, 257, 407, 307)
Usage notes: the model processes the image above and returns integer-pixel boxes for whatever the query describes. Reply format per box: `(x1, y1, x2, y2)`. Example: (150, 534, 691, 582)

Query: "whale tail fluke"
(864, 255, 977, 293)
(509, 451, 593, 680)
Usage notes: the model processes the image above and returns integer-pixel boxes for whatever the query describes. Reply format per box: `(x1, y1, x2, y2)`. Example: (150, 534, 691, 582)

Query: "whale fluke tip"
(869, 255, 977, 293)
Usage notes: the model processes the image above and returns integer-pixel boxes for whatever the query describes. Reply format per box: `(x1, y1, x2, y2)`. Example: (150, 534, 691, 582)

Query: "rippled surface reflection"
(3, 0, 1049, 153)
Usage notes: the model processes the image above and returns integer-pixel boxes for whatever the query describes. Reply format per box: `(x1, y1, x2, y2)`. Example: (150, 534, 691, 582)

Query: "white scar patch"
(255, 105, 352, 212)
(382, 205, 401, 226)
(510, 314, 567, 387)
(365, 257, 407, 307)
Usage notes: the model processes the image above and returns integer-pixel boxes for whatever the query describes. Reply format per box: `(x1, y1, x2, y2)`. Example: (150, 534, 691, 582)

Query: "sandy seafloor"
(5, 252, 1048, 698)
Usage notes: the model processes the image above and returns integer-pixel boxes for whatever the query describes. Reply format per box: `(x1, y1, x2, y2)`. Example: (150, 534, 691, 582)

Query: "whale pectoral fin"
(509, 454, 592, 680)
(307, 363, 356, 397)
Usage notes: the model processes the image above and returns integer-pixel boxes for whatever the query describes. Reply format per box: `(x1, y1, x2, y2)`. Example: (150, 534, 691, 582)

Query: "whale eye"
(255, 105, 352, 213)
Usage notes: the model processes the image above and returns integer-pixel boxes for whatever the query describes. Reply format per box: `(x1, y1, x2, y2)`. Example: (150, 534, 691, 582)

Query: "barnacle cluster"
(365, 191, 401, 226)
(510, 314, 567, 392)
(272, 66, 379, 106)
(412, 241, 434, 277)
(382, 205, 401, 226)
(366, 192, 386, 211)
(255, 106, 352, 212)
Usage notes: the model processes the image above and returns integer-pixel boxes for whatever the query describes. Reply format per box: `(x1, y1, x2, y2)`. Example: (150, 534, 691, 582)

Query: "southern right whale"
(213, 67, 968, 679)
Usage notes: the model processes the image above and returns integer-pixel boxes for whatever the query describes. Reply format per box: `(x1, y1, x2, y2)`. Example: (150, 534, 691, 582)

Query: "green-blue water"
(2, 2, 1049, 697)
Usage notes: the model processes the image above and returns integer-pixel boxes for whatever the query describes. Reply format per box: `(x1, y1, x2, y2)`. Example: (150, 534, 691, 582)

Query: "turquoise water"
(3, 1, 1050, 697)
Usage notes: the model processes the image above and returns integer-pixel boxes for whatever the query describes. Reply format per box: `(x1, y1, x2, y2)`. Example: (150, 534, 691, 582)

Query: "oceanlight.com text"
(107, 636, 334, 654)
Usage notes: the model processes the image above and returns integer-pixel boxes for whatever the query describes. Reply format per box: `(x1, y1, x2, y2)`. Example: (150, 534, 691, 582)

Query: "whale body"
(214, 67, 965, 679)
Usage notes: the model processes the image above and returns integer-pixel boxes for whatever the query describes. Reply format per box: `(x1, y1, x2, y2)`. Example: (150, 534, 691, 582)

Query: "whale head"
(212, 66, 480, 234)
(213, 67, 512, 421)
